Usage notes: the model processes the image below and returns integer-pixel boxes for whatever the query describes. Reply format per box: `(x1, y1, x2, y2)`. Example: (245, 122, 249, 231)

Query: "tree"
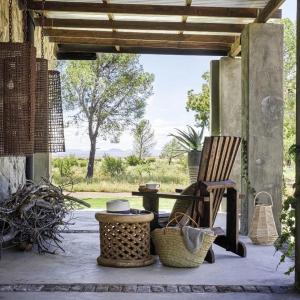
(61, 54, 154, 178)
(282, 19, 296, 165)
(160, 138, 183, 165)
(186, 71, 210, 128)
(133, 120, 156, 160)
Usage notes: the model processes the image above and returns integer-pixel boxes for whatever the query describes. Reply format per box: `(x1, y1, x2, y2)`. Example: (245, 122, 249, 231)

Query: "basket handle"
(253, 191, 273, 207)
(165, 212, 199, 228)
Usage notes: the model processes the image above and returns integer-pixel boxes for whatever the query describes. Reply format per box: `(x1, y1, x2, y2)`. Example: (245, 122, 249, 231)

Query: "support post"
(219, 57, 242, 198)
(210, 60, 220, 136)
(25, 8, 35, 181)
(295, 0, 300, 290)
(241, 23, 284, 234)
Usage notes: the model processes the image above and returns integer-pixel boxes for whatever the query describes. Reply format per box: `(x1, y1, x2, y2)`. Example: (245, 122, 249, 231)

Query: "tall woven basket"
(151, 213, 216, 268)
(249, 191, 278, 245)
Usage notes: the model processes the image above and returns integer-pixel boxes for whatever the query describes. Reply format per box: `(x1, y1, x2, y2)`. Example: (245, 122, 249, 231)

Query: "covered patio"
(0, 211, 296, 298)
(0, 0, 300, 298)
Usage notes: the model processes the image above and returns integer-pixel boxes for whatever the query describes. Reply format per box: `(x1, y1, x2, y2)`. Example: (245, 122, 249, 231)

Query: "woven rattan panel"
(35, 58, 49, 153)
(0, 42, 36, 156)
(48, 70, 65, 153)
(100, 222, 151, 260)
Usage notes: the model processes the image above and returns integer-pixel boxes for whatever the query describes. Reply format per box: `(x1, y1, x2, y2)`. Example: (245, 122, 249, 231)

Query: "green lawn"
(82, 196, 175, 211)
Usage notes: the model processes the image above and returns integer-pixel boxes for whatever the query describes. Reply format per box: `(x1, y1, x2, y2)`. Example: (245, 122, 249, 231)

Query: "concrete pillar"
(210, 60, 220, 136)
(219, 57, 242, 197)
(241, 23, 284, 234)
(33, 154, 51, 183)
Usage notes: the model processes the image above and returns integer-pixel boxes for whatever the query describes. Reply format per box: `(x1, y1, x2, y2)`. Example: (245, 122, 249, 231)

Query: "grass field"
(52, 156, 189, 193)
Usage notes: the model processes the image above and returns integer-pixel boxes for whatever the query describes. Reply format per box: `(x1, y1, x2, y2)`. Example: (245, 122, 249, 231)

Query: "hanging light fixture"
(35, 0, 49, 153)
(0, 0, 36, 156)
(48, 70, 65, 153)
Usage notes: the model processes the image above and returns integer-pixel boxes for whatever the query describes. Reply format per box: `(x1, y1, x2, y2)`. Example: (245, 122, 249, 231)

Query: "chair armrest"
(132, 191, 201, 201)
(201, 180, 236, 192)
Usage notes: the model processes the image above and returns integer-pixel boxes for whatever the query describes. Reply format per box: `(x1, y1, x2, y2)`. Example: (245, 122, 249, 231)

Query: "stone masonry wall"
(0, 0, 56, 199)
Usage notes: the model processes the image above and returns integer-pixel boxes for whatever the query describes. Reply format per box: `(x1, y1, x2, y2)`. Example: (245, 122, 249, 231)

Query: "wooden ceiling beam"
(45, 29, 236, 44)
(57, 45, 227, 56)
(50, 37, 230, 51)
(34, 18, 245, 34)
(28, 1, 282, 19)
(228, 0, 285, 57)
(56, 52, 97, 60)
(255, 0, 286, 23)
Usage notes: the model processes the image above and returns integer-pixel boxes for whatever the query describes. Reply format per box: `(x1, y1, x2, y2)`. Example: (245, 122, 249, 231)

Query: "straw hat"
(106, 199, 130, 214)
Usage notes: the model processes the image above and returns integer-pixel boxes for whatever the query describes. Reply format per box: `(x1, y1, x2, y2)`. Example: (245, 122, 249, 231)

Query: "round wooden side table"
(95, 211, 155, 267)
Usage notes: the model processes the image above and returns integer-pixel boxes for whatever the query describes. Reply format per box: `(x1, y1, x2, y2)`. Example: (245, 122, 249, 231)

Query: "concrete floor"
(0, 211, 297, 299)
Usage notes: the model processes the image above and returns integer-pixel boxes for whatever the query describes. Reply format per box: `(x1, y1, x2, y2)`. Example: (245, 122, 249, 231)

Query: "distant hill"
(53, 148, 160, 158)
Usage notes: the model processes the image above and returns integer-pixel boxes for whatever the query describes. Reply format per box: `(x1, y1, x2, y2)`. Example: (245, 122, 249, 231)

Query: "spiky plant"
(169, 125, 204, 152)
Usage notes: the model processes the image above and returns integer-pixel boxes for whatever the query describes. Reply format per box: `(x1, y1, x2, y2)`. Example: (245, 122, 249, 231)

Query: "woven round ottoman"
(95, 211, 155, 267)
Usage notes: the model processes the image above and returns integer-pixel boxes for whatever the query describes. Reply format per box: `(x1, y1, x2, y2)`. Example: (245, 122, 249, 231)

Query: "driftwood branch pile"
(0, 179, 90, 255)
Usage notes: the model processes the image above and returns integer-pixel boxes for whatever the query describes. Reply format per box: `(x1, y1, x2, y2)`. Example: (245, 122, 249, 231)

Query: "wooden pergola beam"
(34, 18, 245, 34)
(51, 37, 230, 51)
(28, 1, 282, 19)
(255, 0, 286, 23)
(228, 37, 241, 57)
(57, 44, 227, 56)
(45, 29, 236, 44)
(228, 0, 285, 57)
(56, 52, 97, 60)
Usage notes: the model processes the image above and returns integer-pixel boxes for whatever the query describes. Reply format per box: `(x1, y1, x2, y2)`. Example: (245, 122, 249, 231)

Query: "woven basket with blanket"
(151, 213, 216, 268)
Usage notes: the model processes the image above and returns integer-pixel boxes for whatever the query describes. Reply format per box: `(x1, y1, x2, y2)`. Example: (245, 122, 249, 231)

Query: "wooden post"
(25, 9, 35, 181)
(295, 0, 300, 290)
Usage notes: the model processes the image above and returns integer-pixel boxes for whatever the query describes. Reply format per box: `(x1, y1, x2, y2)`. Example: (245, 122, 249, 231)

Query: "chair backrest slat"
(216, 137, 231, 180)
(224, 137, 241, 180)
(197, 137, 213, 181)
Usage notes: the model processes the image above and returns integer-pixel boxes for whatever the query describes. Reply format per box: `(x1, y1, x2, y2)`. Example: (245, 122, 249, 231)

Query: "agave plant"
(169, 125, 204, 152)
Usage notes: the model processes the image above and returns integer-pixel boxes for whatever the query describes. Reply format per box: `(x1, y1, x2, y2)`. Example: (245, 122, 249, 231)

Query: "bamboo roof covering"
(28, 0, 286, 59)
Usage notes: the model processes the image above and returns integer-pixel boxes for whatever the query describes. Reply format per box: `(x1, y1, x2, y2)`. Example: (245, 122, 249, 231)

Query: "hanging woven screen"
(48, 70, 65, 153)
(0, 42, 36, 156)
(34, 58, 49, 153)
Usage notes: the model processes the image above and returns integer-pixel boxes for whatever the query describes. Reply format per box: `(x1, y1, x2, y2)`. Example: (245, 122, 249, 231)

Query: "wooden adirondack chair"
(132, 136, 247, 263)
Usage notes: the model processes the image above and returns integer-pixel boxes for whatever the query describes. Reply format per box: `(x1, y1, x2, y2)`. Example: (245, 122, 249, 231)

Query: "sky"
(63, 0, 296, 156)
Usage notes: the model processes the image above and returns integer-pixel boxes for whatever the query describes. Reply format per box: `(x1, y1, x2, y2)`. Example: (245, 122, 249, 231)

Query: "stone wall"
(0, 0, 26, 199)
(0, 0, 56, 199)
(0, 0, 24, 42)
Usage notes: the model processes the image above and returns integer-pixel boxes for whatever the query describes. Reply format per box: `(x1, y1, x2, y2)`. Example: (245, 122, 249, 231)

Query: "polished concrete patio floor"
(0, 211, 297, 299)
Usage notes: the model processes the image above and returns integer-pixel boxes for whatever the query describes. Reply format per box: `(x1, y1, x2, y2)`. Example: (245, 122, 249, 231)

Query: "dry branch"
(0, 179, 90, 256)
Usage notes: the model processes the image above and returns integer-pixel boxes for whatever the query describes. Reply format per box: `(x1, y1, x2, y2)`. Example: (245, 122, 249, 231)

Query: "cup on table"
(146, 183, 160, 191)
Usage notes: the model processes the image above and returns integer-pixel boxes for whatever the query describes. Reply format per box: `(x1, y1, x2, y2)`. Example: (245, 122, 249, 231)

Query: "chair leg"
(226, 187, 238, 253)
(213, 188, 247, 258)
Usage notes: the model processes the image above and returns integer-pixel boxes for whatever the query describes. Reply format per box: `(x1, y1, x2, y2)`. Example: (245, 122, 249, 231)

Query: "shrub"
(146, 157, 156, 163)
(102, 155, 126, 178)
(78, 160, 87, 168)
(52, 156, 78, 177)
(134, 162, 153, 182)
(126, 155, 142, 166)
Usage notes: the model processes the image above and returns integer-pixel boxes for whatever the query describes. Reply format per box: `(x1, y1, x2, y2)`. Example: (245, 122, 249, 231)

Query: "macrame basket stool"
(151, 213, 216, 268)
(95, 211, 155, 267)
(249, 191, 279, 245)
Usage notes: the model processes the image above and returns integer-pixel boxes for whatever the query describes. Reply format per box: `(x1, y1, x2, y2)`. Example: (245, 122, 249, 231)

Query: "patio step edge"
(0, 284, 296, 294)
